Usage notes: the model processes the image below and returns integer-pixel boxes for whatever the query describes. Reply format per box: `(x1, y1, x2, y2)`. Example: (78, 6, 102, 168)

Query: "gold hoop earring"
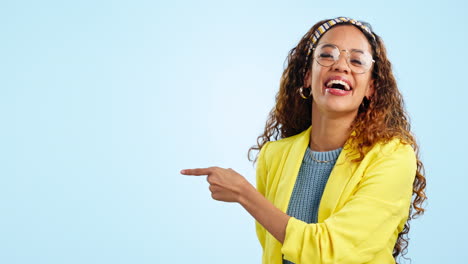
(299, 87, 311, 99)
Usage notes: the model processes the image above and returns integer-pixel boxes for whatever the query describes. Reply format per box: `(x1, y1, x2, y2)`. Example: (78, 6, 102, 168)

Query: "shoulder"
(367, 138, 416, 161)
(260, 130, 308, 161)
(264, 133, 302, 150)
(360, 138, 417, 181)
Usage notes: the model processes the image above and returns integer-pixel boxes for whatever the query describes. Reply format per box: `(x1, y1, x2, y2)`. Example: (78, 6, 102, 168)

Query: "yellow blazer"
(255, 126, 416, 264)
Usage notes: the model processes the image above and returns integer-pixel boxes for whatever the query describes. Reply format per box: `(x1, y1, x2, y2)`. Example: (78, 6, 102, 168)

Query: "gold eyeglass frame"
(312, 43, 375, 74)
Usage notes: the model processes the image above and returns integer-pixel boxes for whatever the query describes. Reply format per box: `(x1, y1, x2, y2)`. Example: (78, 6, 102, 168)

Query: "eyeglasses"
(312, 43, 375, 74)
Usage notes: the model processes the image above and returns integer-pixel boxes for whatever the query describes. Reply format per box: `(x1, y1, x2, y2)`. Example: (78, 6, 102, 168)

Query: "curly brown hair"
(248, 18, 427, 263)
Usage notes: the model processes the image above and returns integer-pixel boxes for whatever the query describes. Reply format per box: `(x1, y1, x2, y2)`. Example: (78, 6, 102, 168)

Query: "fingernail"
(180, 170, 186, 174)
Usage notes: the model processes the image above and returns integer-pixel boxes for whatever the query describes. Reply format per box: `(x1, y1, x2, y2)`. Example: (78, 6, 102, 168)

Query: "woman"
(181, 17, 426, 264)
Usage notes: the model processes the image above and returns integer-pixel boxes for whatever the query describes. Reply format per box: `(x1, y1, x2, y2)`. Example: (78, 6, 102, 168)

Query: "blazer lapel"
(273, 126, 360, 221)
(318, 139, 360, 222)
(276, 126, 312, 213)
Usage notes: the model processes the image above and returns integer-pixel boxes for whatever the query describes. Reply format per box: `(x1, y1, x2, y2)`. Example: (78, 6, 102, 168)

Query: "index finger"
(180, 168, 213, 176)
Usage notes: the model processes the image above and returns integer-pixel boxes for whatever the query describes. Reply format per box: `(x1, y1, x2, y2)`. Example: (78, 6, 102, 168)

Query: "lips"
(324, 76, 353, 91)
(323, 76, 353, 96)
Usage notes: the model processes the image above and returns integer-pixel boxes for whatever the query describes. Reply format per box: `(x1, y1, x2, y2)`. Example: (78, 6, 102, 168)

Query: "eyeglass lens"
(314, 44, 373, 73)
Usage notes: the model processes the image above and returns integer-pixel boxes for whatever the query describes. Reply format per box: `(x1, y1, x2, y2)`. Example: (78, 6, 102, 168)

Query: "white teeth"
(326, 79, 351, 91)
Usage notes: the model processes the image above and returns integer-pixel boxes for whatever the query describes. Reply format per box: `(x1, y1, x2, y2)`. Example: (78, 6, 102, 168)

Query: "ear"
(365, 79, 375, 98)
(303, 69, 312, 88)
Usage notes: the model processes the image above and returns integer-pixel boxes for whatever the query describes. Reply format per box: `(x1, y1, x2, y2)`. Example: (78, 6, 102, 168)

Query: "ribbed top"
(283, 147, 342, 264)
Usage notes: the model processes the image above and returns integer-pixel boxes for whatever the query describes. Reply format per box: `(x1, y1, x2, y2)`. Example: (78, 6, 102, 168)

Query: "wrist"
(237, 180, 256, 206)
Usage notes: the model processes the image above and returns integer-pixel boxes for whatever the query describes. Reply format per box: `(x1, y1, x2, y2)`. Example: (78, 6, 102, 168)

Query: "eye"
(350, 59, 363, 66)
(318, 53, 334, 59)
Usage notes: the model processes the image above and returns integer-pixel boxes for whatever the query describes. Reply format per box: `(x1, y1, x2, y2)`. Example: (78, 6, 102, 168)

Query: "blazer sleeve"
(281, 143, 417, 264)
(255, 141, 270, 250)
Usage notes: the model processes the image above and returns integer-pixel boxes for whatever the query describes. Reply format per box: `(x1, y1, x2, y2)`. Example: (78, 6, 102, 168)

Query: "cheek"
(354, 72, 372, 89)
(310, 66, 324, 87)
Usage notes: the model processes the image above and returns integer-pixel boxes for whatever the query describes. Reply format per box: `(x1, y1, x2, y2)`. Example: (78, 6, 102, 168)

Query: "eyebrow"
(320, 43, 367, 54)
(351, 49, 365, 54)
(320, 43, 336, 49)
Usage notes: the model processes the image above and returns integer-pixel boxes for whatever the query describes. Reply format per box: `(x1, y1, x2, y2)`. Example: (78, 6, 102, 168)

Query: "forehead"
(317, 25, 371, 52)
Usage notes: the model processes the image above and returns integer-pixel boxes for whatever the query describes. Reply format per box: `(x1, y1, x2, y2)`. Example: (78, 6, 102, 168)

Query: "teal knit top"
(283, 146, 342, 264)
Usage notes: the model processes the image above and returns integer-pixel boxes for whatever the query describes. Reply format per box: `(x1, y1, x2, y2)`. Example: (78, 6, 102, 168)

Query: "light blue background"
(1, 0, 467, 263)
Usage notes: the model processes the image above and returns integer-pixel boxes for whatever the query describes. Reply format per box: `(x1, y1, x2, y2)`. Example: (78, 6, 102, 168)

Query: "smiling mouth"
(325, 79, 352, 91)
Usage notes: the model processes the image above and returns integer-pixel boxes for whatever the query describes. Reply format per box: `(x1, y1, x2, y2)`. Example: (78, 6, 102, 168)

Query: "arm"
(239, 178, 290, 244)
(181, 141, 290, 244)
(180, 169, 290, 244)
(252, 141, 290, 246)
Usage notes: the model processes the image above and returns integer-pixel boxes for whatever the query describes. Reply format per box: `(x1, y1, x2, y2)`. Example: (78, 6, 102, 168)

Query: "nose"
(332, 50, 351, 74)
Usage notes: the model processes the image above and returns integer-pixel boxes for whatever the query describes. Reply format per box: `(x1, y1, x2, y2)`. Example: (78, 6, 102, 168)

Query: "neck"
(310, 103, 357, 151)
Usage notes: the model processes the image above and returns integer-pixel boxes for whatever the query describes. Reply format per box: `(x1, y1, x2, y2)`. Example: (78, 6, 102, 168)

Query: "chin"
(320, 101, 359, 115)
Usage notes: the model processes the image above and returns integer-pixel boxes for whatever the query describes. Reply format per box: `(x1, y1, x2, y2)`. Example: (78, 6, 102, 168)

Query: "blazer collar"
(279, 125, 360, 220)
